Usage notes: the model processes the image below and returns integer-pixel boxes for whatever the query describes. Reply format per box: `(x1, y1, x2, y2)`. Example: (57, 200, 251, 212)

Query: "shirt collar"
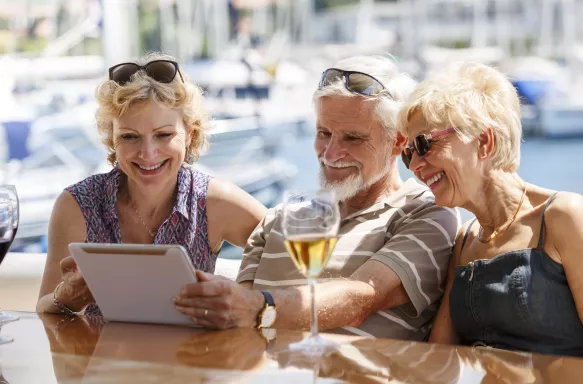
(174, 165, 190, 220)
(382, 177, 430, 208)
(104, 168, 121, 221)
(342, 178, 430, 221)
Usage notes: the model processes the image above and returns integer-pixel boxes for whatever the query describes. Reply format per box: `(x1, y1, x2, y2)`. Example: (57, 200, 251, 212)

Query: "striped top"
(236, 178, 459, 340)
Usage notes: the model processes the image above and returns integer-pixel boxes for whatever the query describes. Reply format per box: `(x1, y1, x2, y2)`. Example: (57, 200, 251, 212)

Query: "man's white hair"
(313, 55, 417, 140)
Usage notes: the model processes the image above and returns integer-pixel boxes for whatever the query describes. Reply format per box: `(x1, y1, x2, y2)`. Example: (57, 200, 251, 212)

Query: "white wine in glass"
(284, 236, 338, 279)
(282, 189, 340, 354)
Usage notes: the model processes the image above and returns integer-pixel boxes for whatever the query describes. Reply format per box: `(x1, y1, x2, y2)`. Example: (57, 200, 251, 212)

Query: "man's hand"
(174, 271, 265, 329)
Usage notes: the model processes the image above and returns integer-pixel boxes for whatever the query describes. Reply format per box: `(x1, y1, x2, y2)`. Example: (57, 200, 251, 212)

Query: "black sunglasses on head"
(108, 60, 184, 85)
(401, 128, 456, 169)
(319, 68, 394, 99)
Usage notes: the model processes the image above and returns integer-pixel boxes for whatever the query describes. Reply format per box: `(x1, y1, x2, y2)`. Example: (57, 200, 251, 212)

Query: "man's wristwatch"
(256, 290, 277, 328)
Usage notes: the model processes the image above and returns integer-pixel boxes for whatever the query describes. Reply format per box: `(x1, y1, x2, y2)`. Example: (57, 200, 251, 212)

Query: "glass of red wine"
(0, 185, 20, 344)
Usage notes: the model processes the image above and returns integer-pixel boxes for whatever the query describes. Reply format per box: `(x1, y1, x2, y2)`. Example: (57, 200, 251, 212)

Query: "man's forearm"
(266, 279, 408, 331)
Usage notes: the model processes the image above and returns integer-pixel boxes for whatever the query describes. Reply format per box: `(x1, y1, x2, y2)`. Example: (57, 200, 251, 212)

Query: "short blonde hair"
(95, 52, 211, 165)
(397, 61, 522, 172)
(313, 55, 417, 140)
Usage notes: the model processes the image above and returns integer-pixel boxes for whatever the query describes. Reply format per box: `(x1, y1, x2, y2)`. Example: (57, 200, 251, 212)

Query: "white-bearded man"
(174, 55, 459, 341)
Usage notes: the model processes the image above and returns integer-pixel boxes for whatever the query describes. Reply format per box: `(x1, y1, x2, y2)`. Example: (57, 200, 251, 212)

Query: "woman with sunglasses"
(36, 53, 266, 316)
(397, 61, 583, 356)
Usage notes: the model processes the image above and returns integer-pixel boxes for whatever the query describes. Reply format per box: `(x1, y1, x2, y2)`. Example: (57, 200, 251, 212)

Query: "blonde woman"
(37, 54, 266, 316)
(397, 62, 583, 356)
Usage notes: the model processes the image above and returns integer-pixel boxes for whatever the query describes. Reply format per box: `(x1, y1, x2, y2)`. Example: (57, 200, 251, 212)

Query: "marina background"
(1, 0, 583, 260)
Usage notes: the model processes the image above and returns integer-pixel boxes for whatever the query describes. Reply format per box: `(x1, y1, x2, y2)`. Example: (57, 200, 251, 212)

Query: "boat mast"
(101, 0, 140, 67)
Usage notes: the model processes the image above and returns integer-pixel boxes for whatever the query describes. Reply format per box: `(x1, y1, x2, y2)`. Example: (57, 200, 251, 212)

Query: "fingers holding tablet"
(57, 256, 95, 311)
(175, 272, 263, 330)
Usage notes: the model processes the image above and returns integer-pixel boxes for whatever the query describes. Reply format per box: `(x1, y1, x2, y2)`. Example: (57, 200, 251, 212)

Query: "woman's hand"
(36, 190, 88, 314)
(55, 256, 95, 312)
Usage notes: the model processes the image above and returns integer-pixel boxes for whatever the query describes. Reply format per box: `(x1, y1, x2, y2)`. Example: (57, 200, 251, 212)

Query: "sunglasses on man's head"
(108, 60, 184, 85)
(319, 68, 394, 99)
(401, 128, 456, 169)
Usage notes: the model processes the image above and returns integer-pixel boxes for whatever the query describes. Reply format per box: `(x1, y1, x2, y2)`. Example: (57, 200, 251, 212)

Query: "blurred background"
(1, 0, 583, 259)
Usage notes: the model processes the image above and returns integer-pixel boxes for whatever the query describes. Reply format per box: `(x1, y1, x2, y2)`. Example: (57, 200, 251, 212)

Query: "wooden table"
(0, 311, 582, 383)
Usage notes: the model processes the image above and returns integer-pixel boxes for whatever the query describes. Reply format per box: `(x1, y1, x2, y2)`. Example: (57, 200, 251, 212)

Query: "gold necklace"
(477, 183, 527, 243)
(130, 200, 157, 237)
(124, 189, 157, 238)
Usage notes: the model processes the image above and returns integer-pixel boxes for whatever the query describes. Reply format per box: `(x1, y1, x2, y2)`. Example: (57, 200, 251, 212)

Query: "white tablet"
(69, 243, 198, 326)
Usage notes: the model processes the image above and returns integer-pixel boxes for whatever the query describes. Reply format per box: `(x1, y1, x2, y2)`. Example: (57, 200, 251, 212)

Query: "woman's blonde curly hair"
(95, 53, 211, 165)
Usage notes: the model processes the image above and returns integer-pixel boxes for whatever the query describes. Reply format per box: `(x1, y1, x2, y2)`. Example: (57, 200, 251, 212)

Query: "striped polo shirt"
(236, 178, 460, 340)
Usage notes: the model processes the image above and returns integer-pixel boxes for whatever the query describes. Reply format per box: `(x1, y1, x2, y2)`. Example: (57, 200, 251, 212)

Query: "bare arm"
(428, 224, 467, 344)
(36, 191, 87, 313)
(268, 260, 409, 330)
(269, 203, 457, 330)
(206, 178, 266, 252)
(546, 192, 583, 324)
(178, 260, 407, 330)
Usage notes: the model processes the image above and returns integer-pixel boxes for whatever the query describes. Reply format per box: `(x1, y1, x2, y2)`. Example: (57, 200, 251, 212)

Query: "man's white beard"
(318, 158, 392, 202)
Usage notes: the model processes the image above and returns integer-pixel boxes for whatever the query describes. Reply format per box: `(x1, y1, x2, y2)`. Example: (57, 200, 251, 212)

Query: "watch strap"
(256, 290, 276, 328)
(260, 290, 275, 307)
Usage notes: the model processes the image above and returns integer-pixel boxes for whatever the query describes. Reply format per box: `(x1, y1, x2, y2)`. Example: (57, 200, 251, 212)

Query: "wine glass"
(0, 185, 20, 345)
(282, 189, 340, 355)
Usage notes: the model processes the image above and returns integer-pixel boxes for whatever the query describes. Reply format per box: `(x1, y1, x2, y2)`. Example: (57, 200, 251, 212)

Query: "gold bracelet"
(52, 282, 78, 317)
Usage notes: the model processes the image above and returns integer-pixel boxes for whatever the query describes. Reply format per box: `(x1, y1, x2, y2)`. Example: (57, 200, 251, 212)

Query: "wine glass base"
(288, 334, 339, 357)
(0, 335, 13, 345)
(0, 314, 19, 325)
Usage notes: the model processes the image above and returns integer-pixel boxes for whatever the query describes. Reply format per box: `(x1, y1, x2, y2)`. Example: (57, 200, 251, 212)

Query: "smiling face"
(113, 101, 190, 188)
(314, 96, 393, 202)
(405, 111, 482, 208)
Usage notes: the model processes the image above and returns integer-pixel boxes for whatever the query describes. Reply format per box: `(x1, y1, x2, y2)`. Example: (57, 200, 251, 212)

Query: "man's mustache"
(318, 158, 362, 170)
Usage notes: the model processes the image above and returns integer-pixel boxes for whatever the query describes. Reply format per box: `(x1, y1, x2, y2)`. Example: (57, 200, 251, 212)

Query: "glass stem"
(309, 278, 318, 338)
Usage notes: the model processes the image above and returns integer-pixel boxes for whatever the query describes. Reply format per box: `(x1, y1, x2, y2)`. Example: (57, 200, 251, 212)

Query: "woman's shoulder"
(205, 177, 266, 214)
(53, 189, 84, 216)
(541, 192, 583, 261)
(206, 177, 244, 201)
(457, 218, 477, 243)
(65, 169, 119, 207)
(543, 191, 583, 227)
(452, 218, 477, 262)
(179, 164, 211, 192)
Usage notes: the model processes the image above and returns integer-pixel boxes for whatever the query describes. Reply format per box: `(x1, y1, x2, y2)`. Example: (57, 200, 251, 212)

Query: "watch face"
(261, 306, 277, 327)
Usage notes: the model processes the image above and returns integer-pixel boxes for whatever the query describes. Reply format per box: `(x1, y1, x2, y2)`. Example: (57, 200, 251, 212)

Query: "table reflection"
(457, 346, 583, 384)
(275, 339, 460, 383)
(40, 314, 104, 382)
(39, 314, 276, 383)
(277, 337, 583, 384)
(35, 313, 583, 384)
(176, 328, 270, 370)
